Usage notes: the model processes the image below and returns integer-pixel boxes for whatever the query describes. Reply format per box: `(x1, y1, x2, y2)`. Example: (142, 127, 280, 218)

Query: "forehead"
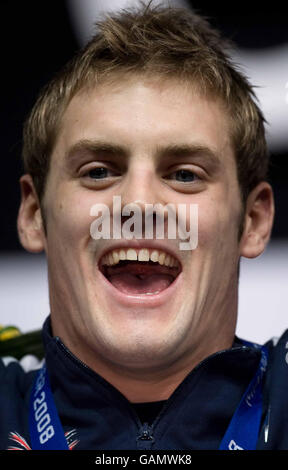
(53, 76, 234, 166)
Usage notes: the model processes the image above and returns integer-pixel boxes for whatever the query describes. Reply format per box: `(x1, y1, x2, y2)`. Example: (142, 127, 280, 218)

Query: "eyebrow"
(155, 143, 221, 166)
(65, 139, 221, 167)
(65, 139, 129, 161)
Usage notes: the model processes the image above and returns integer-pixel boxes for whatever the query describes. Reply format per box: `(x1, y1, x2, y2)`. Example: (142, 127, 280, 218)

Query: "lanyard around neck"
(29, 340, 268, 450)
(219, 340, 268, 450)
(29, 364, 69, 450)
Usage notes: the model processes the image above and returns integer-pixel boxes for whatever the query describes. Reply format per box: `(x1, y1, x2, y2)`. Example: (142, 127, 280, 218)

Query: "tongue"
(108, 273, 174, 294)
(105, 262, 177, 295)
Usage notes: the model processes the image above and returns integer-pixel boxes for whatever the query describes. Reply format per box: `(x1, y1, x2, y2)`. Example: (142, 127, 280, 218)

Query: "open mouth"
(99, 248, 181, 295)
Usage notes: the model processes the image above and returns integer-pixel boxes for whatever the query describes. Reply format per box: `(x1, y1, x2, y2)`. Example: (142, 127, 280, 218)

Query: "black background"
(1, 0, 287, 251)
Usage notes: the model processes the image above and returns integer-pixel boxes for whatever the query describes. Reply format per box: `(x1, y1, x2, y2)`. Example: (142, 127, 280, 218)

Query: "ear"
(239, 181, 275, 259)
(17, 174, 46, 253)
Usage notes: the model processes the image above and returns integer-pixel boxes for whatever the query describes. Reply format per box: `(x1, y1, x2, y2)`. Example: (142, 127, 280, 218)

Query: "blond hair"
(22, 2, 269, 205)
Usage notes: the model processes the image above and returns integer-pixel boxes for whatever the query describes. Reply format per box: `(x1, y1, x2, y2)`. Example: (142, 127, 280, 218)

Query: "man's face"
(40, 77, 244, 371)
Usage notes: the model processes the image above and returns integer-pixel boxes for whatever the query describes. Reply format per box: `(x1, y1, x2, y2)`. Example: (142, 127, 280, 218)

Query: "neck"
(52, 323, 235, 403)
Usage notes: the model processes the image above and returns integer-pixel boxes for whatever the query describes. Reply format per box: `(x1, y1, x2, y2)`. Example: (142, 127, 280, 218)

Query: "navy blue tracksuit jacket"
(1, 316, 288, 450)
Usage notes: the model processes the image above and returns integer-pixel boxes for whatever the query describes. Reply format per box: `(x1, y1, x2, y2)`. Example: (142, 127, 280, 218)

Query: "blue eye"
(88, 168, 109, 179)
(174, 170, 197, 182)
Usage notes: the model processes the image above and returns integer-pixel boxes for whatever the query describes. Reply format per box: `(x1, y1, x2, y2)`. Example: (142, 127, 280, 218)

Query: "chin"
(85, 315, 188, 369)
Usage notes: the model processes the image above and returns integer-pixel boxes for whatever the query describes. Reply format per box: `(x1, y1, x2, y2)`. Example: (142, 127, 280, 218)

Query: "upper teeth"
(101, 248, 179, 268)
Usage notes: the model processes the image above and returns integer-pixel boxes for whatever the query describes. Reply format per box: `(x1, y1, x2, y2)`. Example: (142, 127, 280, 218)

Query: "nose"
(120, 165, 160, 209)
(116, 163, 174, 240)
(118, 155, 161, 205)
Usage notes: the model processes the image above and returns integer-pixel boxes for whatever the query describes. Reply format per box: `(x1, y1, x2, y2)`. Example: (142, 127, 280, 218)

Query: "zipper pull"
(136, 422, 155, 450)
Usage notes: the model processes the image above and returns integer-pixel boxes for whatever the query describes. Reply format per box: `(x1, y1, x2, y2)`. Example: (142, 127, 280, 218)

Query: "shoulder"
(0, 355, 42, 393)
(0, 355, 43, 450)
(264, 329, 288, 360)
(258, 330, 288, 449)
(263, 329, 288, 377)
(263, 328, 288, 406)
(0, 354, 43, 373)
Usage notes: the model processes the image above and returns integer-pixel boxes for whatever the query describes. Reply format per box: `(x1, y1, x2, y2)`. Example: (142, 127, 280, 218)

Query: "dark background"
(1, 0, 287, 251)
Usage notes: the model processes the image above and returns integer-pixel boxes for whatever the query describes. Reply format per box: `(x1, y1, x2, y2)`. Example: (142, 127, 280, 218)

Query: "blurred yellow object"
(0, 325, 21, 341)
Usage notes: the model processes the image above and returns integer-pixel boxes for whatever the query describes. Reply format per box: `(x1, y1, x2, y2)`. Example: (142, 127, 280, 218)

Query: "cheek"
(197, 200, 241, 252)
(45, 187, 95, 251)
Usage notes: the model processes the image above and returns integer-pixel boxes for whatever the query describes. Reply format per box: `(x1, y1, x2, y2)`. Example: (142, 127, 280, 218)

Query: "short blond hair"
(22, 2, 269, 205)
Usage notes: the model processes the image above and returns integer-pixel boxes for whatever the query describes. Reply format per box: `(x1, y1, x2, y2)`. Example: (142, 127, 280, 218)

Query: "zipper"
(134, 344, 261, 449)
(55, 336, 157, 450)
(53, 334, 261, 449)
(136, 422, 155, 450)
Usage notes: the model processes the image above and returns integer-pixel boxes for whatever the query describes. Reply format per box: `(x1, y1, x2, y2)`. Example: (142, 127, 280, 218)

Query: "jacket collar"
(41, 315, 262, 450)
